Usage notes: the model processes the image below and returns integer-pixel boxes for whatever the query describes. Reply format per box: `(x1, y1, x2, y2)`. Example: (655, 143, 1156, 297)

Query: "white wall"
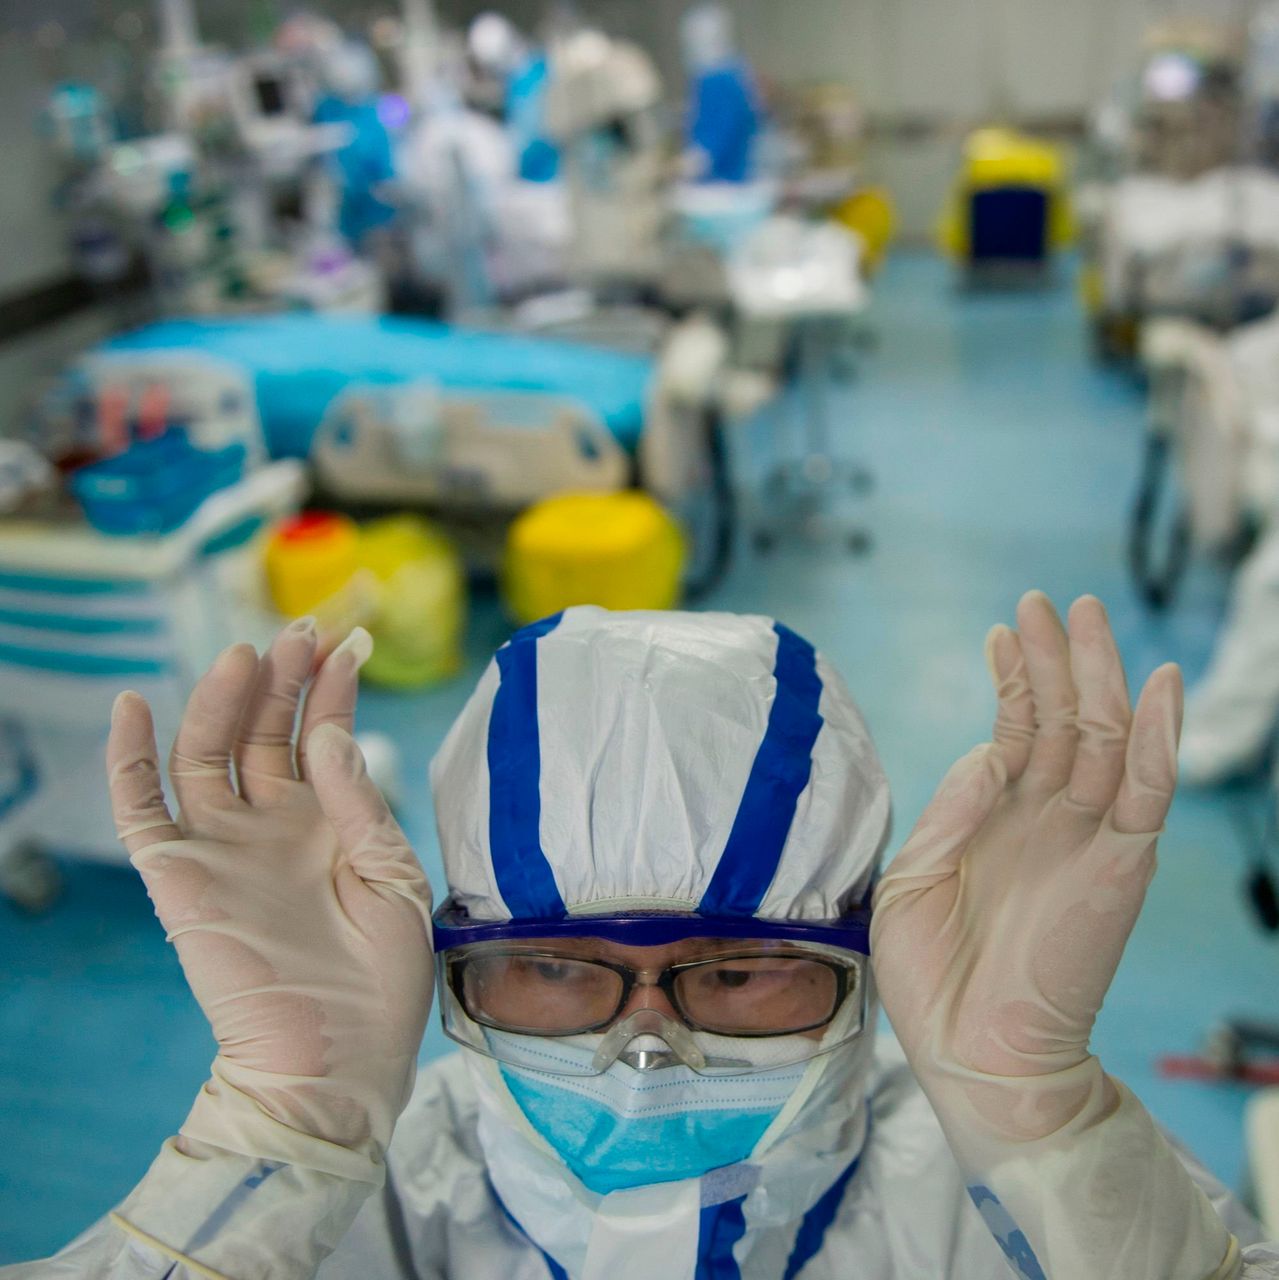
(562, 0, 1252, 115)
(0, 41, 81, 295)
(0, 4, 195, 295)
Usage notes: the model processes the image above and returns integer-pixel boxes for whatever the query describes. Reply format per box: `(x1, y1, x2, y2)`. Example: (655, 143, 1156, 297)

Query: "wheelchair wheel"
(1129, 432, 1192, 610)
(680, 407, 737, 601)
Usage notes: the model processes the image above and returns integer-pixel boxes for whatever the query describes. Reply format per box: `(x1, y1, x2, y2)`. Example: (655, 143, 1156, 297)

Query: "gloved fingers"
(1016, 590, 1080, 794)
(306, 723, 429, 897)
(107, 691, 181, 855)
(1111, 662, 1183, 835)
(233, 618, 317, 799)
(297, 627, 373, 780)
(986, 624, 1035, 782)
(876, 743, 1008, 893)
(1065, 596, 1133, 814)
(168, 643, 258, 816)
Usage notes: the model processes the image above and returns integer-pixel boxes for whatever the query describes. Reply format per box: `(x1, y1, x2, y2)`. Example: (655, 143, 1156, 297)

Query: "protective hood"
(428, 607, 891, 1280)
(429, 606, 890, 925)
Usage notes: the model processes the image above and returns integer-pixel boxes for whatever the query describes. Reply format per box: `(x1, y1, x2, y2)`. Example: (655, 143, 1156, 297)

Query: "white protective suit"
(1140, 311, 1279, 782)
(1179, 517, 1279, 784)
(6, 607, 1279, 1278)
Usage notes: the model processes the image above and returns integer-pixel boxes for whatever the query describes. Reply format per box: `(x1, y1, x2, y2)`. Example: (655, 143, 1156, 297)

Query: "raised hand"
(106, 618, 434, 1168)
(870, 591, 1182, 1141)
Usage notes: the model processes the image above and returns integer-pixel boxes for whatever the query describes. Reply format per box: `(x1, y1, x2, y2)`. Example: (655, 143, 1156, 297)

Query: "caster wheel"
(0, 842, 63, 914)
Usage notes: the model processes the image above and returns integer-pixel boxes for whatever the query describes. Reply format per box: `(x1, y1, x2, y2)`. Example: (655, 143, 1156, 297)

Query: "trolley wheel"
(0, 841, 63, 914)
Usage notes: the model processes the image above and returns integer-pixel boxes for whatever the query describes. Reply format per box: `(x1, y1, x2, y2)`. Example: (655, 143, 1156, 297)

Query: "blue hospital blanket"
(101, 315, 652, 459)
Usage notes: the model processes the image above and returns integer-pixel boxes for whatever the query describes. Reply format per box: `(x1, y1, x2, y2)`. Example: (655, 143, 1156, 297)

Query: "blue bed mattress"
(101, 315, 652, 459)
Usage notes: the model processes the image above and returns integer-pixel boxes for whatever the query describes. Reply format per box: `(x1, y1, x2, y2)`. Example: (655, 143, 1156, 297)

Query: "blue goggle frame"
(431, 899, 873, 956)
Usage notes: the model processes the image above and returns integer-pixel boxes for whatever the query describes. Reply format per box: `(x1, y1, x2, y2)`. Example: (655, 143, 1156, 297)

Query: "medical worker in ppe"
(312, 40, 399, 249)
(8, 596, 1279, 1279)
(681, 2, 762, 184)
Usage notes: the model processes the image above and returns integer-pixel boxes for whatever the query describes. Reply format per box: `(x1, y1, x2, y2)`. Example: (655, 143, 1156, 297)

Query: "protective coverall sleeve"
(1165, 1127, 1279, 1278)
(0, 1137, 378, 1280)
(1240, 1248, 1279, 1277)
(870, 593, 1279, 1278)
(2, 624, 434, 1280)
(955, 1080, 1279, 1279)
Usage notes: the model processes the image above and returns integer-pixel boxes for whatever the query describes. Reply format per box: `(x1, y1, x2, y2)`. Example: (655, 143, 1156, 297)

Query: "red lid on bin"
(277, 511, 347, 544)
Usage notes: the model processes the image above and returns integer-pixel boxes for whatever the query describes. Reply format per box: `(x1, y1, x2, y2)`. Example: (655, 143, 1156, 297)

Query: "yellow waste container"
(833, 186, 897, 275)
(503, 492, 686, 625)
(358, 515, 465, 687)
(938, 127, 1074, 263)
(265, 511, 464, 687)
(264, 511, 361, 618)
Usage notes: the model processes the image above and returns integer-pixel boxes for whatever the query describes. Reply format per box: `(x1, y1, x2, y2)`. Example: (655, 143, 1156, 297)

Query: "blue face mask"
(496, 1036, 811, 1195)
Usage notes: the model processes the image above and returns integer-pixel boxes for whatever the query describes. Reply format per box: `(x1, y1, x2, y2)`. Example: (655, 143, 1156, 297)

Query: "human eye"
(507, 955, 599, 987)
(709, 965, 760, 989)
(699, 958, 792, 991)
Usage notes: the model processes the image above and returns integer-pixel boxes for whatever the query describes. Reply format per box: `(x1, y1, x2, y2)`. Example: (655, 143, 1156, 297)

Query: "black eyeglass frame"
(443, 944, 861, 1039)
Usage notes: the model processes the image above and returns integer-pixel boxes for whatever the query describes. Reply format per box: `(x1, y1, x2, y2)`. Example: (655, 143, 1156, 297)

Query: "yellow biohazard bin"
(833, 186, 897, 276)
(503, 492, 686, 625)
(358, 515, 465, 688)
(938, 127, 1073, 271)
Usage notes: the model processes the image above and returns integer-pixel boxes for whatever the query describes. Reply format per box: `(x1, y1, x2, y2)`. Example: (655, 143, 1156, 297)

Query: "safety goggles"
(432, 901, 871, 1076)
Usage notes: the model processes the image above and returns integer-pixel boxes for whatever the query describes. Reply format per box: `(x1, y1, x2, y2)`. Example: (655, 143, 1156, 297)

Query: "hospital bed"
(0, 461, 306, 910)
(85, 312, 742, 591)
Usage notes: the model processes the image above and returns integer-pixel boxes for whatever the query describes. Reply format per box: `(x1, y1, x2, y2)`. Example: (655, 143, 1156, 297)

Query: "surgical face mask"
(490, 1027, 816, 1194)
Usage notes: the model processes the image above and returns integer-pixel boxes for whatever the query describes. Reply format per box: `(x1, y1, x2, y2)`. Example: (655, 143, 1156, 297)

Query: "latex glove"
(106, 618, 434, 1185)
(872, 592, 1239, 1280)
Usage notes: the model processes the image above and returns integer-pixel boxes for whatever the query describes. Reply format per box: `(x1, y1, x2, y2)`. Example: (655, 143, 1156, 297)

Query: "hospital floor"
(2, 252, 1276, 1263)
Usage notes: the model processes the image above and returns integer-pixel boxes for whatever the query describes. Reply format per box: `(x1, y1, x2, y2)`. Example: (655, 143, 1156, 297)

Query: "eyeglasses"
(443, 943, 859, 1038)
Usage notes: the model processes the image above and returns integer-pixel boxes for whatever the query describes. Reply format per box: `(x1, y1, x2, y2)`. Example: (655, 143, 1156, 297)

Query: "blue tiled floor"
(3, 252, 1276, 1263)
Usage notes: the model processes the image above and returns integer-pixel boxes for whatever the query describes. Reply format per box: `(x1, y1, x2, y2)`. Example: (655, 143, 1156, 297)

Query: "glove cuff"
(179, 1056, 410, 1185)
(114, 1134, 377, 1280)
(930, 1070, 1236, 1280)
